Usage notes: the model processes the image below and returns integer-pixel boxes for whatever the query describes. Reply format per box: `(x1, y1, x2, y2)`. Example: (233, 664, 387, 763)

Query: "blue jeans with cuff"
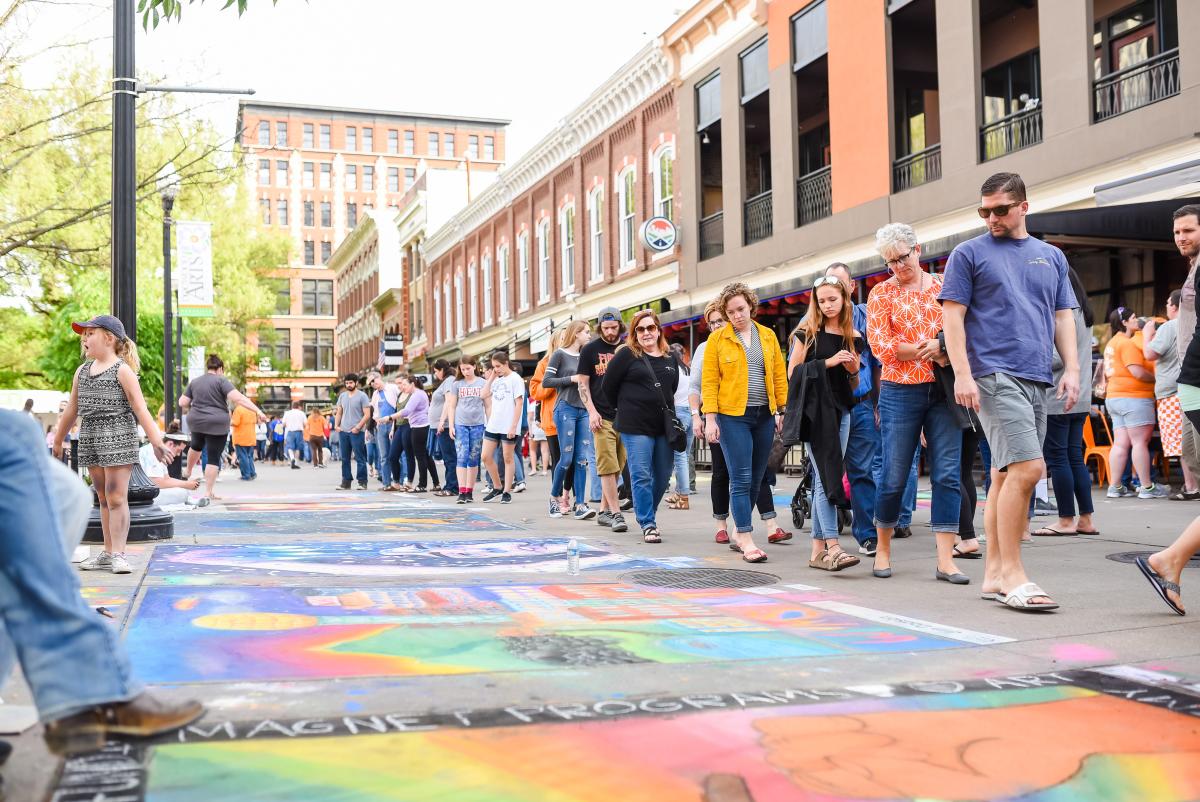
(875, 382, 961, 533)
(620, 432, 674, 529)
(846, 401, 879, 545)
(808, 411, 850, 539)
(716, 406, 776, 534)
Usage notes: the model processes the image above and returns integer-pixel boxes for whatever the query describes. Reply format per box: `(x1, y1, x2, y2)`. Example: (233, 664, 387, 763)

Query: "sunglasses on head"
(977, 203, 1019, 219)
(813, 276, 843, 290)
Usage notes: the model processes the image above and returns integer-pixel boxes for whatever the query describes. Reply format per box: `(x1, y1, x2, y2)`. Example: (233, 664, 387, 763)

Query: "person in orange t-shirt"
(1103, 306, 1162, 498)
(306, 408, 327, 468)
(230, 404, 258, 480)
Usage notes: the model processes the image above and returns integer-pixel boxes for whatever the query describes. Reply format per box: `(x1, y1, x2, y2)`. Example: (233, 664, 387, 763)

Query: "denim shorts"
(976, 372, 1047, 470)
(1105, 395, 1156, 429)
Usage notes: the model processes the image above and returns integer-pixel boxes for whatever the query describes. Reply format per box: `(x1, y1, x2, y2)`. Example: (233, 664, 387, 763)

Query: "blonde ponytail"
(116, 337, 141, 373)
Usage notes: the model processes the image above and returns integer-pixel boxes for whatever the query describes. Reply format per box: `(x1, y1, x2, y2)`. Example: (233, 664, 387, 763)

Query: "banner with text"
(176, 221, 214, 318)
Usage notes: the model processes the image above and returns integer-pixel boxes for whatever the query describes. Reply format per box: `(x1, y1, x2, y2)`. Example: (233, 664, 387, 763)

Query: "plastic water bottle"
(567, 538, 580, 576)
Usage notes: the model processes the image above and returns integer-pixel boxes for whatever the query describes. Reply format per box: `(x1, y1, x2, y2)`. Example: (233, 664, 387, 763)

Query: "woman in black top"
(600, 309, 679, 543)
(786, 276, 862, 572)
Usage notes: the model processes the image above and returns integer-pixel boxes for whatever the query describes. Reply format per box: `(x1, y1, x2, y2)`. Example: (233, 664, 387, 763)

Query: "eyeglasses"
(884, 249, 914, 269)
(813, 276, 843, 289)
(977, 203, 1017, 219)
(634, 323, 659, 334)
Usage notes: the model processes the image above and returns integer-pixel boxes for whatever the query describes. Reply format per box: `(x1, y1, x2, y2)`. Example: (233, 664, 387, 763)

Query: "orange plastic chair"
(1083, 413, 1110, 487)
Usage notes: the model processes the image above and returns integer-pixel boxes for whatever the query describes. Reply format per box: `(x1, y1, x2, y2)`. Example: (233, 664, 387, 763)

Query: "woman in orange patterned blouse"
(865, 223, 967, 584)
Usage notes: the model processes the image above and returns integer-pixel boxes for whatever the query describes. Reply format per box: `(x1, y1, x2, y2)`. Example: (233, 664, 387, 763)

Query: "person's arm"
(942, 300, 977, 410)
(578, 374, 602, 433)
(226, 386, 267, 422)
(334, 398, 343, 431)
(116, 364, 169, 463)
(52, 365, 83, 459)
(767, 331, 788, 426)
(178, 389, 191, 414)
(442, 387, 457, 436)
(508, 381, 523, 438)
(600, 349, 630, 418)
(542, 351, 576, 389)
(787, 334, 807, 378)
(352, 397, 372, 432)
(1054, 308, 1081, 407)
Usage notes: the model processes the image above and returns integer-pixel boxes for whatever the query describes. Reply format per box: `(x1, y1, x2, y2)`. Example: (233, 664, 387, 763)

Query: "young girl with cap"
(53, 315, 169, 574)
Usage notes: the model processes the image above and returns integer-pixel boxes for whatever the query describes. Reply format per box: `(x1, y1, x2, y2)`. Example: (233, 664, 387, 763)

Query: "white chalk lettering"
(504, 706, 545, 723)
(763, 689, 820, 702)
(680, 695, 728, 710)
(245, 719, 297, 738)
(907, 681, 965, 694)
(452, 711, 473, 727)
(546, 704, 596, 720)
(384, 715, 437, 732)
(592, 700, 638, 716)
(181, 721, 237, 741)
(291, 719, 336, 736)
(639, 698, 684, 713)
(342, 715, 389, 735)
(729, 693, 781, 707)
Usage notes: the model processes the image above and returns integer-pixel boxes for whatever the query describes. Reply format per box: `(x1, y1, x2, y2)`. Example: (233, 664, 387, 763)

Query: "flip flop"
(953, 546, 983, 559)
(1076, 528, 1101, 535)
(1030, 527, 1077, 537)
(1135, 556, 1185, 616)
(742, 548, 768, 564)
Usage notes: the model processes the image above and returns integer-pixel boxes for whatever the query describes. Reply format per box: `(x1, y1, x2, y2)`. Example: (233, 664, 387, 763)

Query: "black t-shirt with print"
(600, 347, 679, 436)
(578, 337, 620, 421)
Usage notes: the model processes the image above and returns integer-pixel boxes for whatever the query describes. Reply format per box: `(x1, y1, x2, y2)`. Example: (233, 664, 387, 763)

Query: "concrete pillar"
(1038, 1, 1092, 137)
(769, 61, 797, 235)
(1177, 0, 1200, 91)
(678, 79, 700, 287)
(934, 0, 980, 177)
(720, 50, 744, 251)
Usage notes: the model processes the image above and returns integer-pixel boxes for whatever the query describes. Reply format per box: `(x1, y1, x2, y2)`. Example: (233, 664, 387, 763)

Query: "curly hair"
(717, 282, 758, 318)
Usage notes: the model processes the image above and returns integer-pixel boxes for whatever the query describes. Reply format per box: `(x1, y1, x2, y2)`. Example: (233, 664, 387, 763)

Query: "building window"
(387, 129, 399, 154)
(303, 201, 314, 227)
(442, 279, 450, 342)
(482, 252, 494, 324)
(468, 135, 478, 158)
(303, 240, 315, 266)
(259, 197, 271, 225)
(275, 160, 288, 187)
(345, 164, 358, 190)
(467, 261, 478, 331)
(302, 329, 333, 371)
(257, 121, 270, 146)
(387, 167, 400, 192)
(433, 286, 441, 344)
(537, 219, 550, 302)
(320, 241, 331, 264)
(363, 165, 374, 191)
(346, 202, 357, 228)
(454, 274, 464, 337)
(320, 201, 331, 227)
(272, 278, 291, 314)
(362, 127, 373, 152)
(275, 121, 287, 147)
(560, 204, 575, 292)
(345, 126, 356, 152)
(302, 162, 314, 188)
(272, 328, 290, 365)
(428, 131, 439, 156)
(319, 163, 331, 189)
(404, 167, 415, 191)
(258, 159, 270, 185)
(302, 123, 314, 148)
(484, 136, 495, 161)
(653, 147, 674, 221)
(277, 198, 288, 226)
(319, 124, 330, 149)
(619, 168, 636, 267)
(498, 248, 510, 319)
(404, 130, 414, 155)
(588, 187, 604, 282)
(443, 133, 455, 158)
(516, 235, 529, 310)
(302, 279, 333, 316)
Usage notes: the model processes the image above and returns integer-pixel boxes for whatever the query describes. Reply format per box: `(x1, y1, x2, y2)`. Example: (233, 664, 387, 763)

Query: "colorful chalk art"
(171, 509, 520, 536)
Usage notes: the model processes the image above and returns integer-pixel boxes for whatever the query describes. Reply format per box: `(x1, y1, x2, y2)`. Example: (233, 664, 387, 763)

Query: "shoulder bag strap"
(637, 353, 676, 414)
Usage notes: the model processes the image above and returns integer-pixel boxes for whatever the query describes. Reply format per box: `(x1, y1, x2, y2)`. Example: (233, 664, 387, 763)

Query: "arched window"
(498, 246, 511, 319)
(517, 233, 530, 310)
(467, 261, 478, 331)
(559, 204, 576, 292)
(652, 145, 674, 221)
(618, 167, 636, 268)
(536, 219, 551, 302)
(482, 252, 493, 325)
(588, 185, 604, 283)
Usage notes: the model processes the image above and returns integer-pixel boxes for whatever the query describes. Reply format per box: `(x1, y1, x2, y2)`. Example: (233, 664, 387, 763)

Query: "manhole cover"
(620, 568, 780, 589)
(1107, 550, 1200, 564)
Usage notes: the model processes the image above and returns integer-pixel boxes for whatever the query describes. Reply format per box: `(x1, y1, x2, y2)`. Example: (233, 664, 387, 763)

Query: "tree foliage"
(137, 0, 285, 30)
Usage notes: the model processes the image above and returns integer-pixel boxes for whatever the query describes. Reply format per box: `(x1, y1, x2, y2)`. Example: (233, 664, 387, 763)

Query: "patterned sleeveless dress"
(77, 359, 140, 467)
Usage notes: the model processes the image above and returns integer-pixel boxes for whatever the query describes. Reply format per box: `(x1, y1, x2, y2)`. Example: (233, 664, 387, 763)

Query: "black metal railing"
(892, 144, 941, 193)
(1094, 49, 1180, 122)
(699, 211, 724, 261)
(796, 166, 832, 227)
(980, 105, 1043, 161)
(743, 190, 773, 245)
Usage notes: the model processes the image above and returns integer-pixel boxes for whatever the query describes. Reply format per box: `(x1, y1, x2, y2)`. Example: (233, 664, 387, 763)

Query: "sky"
(17, 0, 686, 164)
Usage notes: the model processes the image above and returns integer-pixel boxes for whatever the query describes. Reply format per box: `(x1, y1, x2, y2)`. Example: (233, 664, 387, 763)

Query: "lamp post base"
(82, 464, 174, 543)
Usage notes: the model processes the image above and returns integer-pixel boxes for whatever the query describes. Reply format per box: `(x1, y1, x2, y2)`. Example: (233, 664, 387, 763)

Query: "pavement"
(6, 457, 1200, 801)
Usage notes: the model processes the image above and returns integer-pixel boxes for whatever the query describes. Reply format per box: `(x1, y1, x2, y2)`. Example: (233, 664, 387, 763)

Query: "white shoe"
(109, 554, 132, 574)
(79, 551, 112, 571)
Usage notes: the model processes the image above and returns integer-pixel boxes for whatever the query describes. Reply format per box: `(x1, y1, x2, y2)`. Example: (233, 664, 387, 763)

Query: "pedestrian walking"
(1102, 307, 1164, 498)
(602, 309, 682, 543)
(701, 283, 789, 564)
(306, 407, 327, 468)
(445, 356, 488, 503)
(230, 403, 258, 481)
(480, 351, 523, 504)
(428, 359, 459, 496)
(369, 372, 400, 490)
(1171, 205, 1200, 496)
(255, 418, 267, 461)
(396, 375, 438, 491)
(665, 343, 693, 510)
(179, 355, 265, 500)
(334, 373, 372, 490)
(528, 395, 551, 475)
(1144, 291, 1199, 499)
(52, 315, 171, 574)
(281, 401, 307, 470)
(578, 308, 629, 531)
(543, 320, 595, 520)
(941, 172, 1080, 611)
(530, 329, 571, 508)
(267, 415, 284, 465)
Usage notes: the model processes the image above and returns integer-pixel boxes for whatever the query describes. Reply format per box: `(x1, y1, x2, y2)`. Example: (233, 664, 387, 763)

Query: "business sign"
(383, 335, 405, 367)
(176, 221, 214, 318)
(639, 216, 678, 252)
(529, 318, 553, 354)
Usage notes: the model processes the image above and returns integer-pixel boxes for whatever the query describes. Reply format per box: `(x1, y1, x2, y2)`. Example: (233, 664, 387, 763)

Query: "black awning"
(1027, 197, 1200, 244)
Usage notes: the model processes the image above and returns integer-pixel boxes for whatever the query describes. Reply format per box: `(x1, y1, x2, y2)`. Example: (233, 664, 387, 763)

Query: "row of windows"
(259, 199, 369, 231)
(257, 159, 416, 192)
(261, 328, 334, 372)
(272, 278, 334, 316)
(254, 120, 497, 160)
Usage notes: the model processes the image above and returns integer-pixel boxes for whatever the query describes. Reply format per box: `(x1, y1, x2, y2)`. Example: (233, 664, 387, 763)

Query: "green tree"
(137, 0, 285, 29)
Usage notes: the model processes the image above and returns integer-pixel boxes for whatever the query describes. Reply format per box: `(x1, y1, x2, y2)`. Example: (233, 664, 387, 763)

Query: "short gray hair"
(875, 223, 918, 258)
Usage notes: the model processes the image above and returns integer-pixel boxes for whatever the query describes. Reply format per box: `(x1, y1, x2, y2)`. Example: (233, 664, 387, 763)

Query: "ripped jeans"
(551, 402, 593, 499)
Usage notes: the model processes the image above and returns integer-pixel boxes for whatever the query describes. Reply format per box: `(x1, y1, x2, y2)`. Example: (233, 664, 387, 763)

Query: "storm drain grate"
(1107, 550, 1200, 564)
(620, 568, 780, 589)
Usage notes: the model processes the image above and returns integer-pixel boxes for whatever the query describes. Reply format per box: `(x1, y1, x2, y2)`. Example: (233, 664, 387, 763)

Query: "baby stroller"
(790, 442, 850, 533)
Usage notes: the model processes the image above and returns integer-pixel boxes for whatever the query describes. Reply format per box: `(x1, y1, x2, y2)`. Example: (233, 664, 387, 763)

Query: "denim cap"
(71, 314, 128, 341)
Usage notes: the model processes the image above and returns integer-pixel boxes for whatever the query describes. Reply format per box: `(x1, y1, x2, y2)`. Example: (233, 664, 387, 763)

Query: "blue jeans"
(375, 421, 393, 486)
(285, 429, 304, 460)
(875, 382, 961, 533)
(434, 430, 458, 492)
(899, 449, 920, 528)
(808, 411, 850, 539)
(340, 430, 368, 485)
(0, 411, 140, 720)
(717, 406, 776, 534)
(551, 403, 593, 499)
(672, 406, 694, 495)
(620, 432, 674, 529)
(1044, 413, 1095, 518)
(455, 425, 485, 468)
(235, 444, 257, 479)
(846, 401, 879, 545)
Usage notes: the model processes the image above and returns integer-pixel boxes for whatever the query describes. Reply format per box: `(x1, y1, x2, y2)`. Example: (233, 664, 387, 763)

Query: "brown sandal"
(809, 548, 860, 572)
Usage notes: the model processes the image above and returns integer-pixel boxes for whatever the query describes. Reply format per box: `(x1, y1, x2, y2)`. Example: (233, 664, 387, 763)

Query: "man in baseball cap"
(71, 315, 128, 341)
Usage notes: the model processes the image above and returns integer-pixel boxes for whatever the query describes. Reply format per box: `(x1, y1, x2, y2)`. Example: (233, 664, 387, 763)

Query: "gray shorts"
(976, 373, 1047, 471)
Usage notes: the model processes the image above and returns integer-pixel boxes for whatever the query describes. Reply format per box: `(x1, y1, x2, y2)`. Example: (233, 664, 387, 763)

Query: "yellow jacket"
(701, 321, 789, 416)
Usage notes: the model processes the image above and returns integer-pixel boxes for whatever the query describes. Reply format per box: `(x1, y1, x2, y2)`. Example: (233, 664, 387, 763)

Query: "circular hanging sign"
(639, 216, 678, 252)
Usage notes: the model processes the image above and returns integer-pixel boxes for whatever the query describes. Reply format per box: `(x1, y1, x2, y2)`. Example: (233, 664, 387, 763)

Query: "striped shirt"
(737, 325, 769, 406)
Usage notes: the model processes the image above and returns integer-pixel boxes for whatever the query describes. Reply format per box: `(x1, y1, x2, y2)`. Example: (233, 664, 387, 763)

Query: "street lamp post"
(158, 163, 181, 424)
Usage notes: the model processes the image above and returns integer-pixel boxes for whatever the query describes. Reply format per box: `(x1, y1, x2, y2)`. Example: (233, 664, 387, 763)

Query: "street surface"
(8, 459, 1200, 800)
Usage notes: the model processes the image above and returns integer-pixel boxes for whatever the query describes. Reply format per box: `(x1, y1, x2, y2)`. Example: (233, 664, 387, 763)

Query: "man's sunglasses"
(977, 203, 1019, 219)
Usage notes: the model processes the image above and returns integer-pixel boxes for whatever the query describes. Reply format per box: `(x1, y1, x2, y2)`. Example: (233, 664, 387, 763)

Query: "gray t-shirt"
(1046, 307, 1092, 417)
(543, 348, 583, 408)
(449, 377, 486, 426)
(429, 376, 455, 427)
(181, 372, 236, 435)
(1150, 318, 1181, 399)
(336, 389, 371, 432)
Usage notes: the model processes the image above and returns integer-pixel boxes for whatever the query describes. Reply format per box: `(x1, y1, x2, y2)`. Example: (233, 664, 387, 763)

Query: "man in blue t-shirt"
(940, 171, 1079, 614)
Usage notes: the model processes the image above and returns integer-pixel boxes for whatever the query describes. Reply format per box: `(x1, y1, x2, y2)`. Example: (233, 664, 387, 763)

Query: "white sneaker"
(109, 554, 132, 574)
(79, 551, 112, 571)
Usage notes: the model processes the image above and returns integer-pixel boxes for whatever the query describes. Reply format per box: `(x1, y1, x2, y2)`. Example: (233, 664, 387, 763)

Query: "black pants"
(710, 441, 776, 521)
(409, 425, 438, 489)
(547, 434, 573, 494)
(959, 427, 982, 540)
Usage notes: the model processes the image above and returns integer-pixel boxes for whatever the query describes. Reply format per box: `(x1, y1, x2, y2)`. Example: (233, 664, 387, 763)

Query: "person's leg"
(873, 383, 923, 572)
(101, 464, 133, 556)
(710, 440, 730, 533)
(717, 413, 755, 539)
(203, 435, 224, 499)
(438, 431, 458, 493)
(807, 442, 839, 556)
(500, 440, 516, 493)
(352, 431, 368, 485)
(958, 427, 981, 545)
(897, 448, 920, 529)
(513, 440, 526, 484)
(651, 435, 675, 523)
(845, 401, 880, 547)
(411, 426, 431, 488)
(550, 403, 576, 501)
(1041, 415, 1078, 530)
(375, 422, 392, 488)
(1107, 421, 1132, 492)
(403, 425, 417, 486)
(621, 433, 657, 529)
(1067, 413, 1096, 531)
(340, 433, 352, 485)
(235, 445, 253, 479)
(481, 438, 501, 490)
(672, 406, 693, 497)
(743, 409, 776, 550)
(923, 399, 963, 576)
(86, 466, 112, 554)
(1127, 423, 1155, 489)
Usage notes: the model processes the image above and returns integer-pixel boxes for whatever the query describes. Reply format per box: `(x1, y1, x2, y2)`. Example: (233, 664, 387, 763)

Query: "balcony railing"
(1094, 49, 1180, 122)
(892, 144, 941, 193)
(699, 211, 724, 261)
(980, 105, 1043, 162)
(796, 166, 832, 227)
(744, 190, 773, 245)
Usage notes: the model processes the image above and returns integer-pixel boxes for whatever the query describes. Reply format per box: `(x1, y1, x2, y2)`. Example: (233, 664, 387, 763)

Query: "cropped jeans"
(717, 405, 776, 534)
(1043, 412, 1094, 519)
(875, 382, 961, 533)
(672, 406, 694, 496)
(808, 411, 850, 540)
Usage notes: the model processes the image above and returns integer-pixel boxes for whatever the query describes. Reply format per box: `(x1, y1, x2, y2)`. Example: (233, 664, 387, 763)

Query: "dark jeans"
(435, 429, 458, 492)
(235, 445, 256, 480)
(959, 427, 982, 540)
(845, 401, 879, 545)
(710, 440, 777, 522)
(388, 423, 415, 486)
(716, 406, 775, 534)
(1043, 412, 1095, 518)
(620, 433, 674, 529)
(876, 382, 961, 533)
(339, 430, 367, 485)
(410, 425, 438, 489)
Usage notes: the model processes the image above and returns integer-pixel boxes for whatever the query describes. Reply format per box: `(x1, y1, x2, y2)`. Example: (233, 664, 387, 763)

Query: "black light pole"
(158, 163, 181, 423)
(112, 0, 137, 334)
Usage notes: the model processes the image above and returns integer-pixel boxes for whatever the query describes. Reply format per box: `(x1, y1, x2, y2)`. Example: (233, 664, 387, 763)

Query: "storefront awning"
(1026, 197, 1200, 244)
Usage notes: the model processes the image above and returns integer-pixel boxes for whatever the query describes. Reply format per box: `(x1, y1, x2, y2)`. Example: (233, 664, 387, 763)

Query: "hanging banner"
(187, 347, 206, 383)
(176, 221, 214, 317)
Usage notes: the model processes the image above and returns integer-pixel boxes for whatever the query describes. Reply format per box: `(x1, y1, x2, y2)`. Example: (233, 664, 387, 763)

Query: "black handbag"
(638, 353, 688, 453)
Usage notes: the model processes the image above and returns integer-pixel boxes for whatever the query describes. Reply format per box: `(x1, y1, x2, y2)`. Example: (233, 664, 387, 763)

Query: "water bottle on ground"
(567, 538, 580, 576)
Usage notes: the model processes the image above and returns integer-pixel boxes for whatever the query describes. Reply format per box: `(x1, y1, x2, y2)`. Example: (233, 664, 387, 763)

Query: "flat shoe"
(1076, 528, 1100, 535)
(714, 529, 730, 544)
(1003, 582, 1059, 612)
(767, 530, 793, 543)
(953, 546, 983, 559)
(936, 570, 971, 585)
(872, 565, 892, 579)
